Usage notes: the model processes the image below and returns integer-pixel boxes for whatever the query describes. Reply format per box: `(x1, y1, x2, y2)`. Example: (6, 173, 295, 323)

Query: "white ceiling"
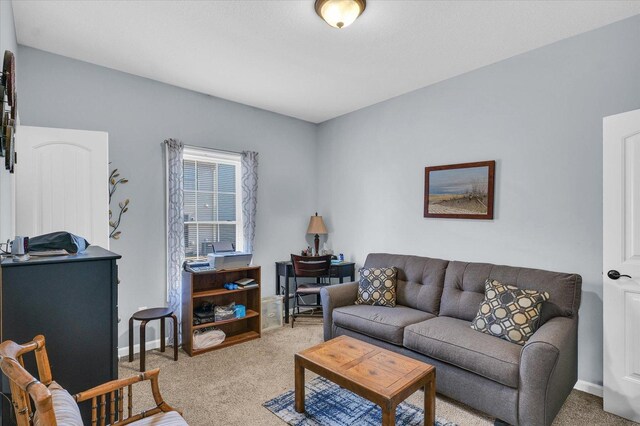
(11, 1, 640, 123)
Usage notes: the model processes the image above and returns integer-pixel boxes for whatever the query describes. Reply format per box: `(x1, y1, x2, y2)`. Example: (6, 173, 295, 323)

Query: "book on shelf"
(235, 277, 256, 286)
(239, 283, 258, 289)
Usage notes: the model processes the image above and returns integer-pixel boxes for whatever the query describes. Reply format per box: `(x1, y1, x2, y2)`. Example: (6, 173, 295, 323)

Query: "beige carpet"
(119, 324, 635, 425)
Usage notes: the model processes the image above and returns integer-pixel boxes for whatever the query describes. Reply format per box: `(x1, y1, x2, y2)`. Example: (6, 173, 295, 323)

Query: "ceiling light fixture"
(315, 0, 366, 29)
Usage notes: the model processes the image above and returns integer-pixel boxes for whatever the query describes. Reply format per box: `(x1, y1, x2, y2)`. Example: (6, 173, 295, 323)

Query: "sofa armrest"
(518, 316, 578, 426)
(320, 281, 359, 341)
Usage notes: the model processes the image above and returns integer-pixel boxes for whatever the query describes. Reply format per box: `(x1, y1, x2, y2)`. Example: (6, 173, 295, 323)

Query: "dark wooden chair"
(0, 335, 186, 426)
(290, 254, 332, 328)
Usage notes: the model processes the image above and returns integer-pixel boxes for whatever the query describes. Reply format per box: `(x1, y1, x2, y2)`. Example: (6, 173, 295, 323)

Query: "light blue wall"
(17, 46, 318, 349)
(0, 0, 17, 242)
(317, 14, 640, 386)
(14, 9, 640, 385)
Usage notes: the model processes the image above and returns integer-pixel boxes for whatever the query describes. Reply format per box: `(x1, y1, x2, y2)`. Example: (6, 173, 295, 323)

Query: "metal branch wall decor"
(109, 167, 130, 239)
(1, 50, 17, 173)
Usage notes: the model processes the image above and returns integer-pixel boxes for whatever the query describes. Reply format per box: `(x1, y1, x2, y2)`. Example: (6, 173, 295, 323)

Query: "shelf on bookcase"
(193, 285, 260, 298)
(191, 330, 260, 355)
(192, 309, 259, 329)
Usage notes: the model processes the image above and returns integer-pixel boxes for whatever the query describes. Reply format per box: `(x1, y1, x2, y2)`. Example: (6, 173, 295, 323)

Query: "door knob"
(608, 270, 632, 280)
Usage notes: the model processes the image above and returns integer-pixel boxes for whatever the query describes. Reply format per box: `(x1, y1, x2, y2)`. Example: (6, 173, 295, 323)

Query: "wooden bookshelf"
(182, 266, 261, 356)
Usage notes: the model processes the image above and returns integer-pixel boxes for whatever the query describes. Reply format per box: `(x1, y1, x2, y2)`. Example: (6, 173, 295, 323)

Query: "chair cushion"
(333, 304, 434, 345)
(33, 381, 83, 426)
(471, 279, 549, 345)
(404, 316, 521, 388)
(355, 267, 398, 307)
(129, 411, 188, 425)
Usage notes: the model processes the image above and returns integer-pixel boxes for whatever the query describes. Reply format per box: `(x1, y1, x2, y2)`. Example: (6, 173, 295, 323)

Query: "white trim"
(117, 337, 169, 359)
(184, 145, 240, 163)
(574, 380, 604, 397)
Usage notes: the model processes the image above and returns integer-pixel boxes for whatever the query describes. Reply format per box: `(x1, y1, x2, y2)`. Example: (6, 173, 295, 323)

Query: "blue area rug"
(263, 376, 457, 426)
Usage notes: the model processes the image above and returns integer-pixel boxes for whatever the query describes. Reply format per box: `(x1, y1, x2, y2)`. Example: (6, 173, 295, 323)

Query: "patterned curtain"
(241, 151, 258, 253)
(165, 138, 184, 344)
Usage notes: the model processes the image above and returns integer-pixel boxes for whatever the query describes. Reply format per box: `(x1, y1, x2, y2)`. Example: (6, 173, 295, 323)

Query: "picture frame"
(424, 160, 495, 219)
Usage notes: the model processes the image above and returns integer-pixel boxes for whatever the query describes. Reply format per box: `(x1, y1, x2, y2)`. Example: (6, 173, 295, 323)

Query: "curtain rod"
(161, 140, 242, 155)
(185, 144, 242, 155)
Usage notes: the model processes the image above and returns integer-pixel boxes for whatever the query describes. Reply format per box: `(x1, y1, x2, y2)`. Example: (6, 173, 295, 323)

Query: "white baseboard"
(574, 380, 603, 397)
(118, 338, 167, 359)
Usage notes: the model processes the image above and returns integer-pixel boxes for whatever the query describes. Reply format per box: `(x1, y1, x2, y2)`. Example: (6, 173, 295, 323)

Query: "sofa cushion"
(333, 304, 434, 345)
(364, 253, 449, 315)
(129, 411, 188, 425)
(355, 267, 398, 307)
(471, 279, 549, 345)
(440, 261, 581, 324)
(33, 381, 83, 426)
(404, 316, 521, 388)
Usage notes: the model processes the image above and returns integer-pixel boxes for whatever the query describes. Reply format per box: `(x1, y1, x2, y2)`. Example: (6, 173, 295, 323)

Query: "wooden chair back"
(291, 254, 332, 279)
(0, 335, 56, 426)
(1, 335, 181, 426)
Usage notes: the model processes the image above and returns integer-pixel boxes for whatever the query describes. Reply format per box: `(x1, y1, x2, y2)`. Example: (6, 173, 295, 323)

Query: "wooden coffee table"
(295, 335, 435, 426)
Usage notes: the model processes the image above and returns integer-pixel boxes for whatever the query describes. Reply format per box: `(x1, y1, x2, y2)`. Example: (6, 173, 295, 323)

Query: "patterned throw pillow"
(355, 267, 397, 307)
(471, 279, 550, 345)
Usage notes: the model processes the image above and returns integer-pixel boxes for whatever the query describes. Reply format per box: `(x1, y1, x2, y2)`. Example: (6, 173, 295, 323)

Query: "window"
(183, 147, 243, 258)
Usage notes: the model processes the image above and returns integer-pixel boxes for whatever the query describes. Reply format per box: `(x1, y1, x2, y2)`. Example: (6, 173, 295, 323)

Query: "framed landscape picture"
(424, 160, 495, 219)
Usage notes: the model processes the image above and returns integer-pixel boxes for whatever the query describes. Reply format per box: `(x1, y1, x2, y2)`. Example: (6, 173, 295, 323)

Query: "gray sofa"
(321, 253, 581, 426)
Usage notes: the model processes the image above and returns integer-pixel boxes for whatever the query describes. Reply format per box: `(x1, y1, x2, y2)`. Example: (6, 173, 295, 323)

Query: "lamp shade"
(307, 214, 328, 235)
(315, 0, 366, 29)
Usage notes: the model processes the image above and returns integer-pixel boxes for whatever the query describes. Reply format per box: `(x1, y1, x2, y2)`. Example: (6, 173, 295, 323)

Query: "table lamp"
(307, 212, 328, 256)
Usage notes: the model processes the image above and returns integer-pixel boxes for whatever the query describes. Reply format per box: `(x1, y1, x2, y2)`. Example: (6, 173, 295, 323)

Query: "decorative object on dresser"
(424, 160, 495, 219)
(182, 265, 261, 356)
(0, 335, 188, 426)
(0, 246, 121, 425)
(306, 212, 328, 256)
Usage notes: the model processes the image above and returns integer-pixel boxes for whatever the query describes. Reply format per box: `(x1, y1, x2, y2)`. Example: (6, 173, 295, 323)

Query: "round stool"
(129, 307, 178, 372)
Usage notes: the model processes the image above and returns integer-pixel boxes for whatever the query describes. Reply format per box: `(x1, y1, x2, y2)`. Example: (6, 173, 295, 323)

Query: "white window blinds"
(183, 148, 242, 258)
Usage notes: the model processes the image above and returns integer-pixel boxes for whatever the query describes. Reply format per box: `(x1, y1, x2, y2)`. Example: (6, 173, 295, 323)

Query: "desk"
(275, 260, 356, 324)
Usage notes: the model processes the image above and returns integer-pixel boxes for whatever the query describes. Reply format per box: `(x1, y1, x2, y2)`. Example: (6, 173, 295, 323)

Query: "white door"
(15, 126, 109, 248)
(603, 108, 640, 421)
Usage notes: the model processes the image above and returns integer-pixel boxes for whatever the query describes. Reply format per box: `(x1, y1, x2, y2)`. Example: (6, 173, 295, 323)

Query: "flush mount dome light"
(315, 0, 366, 29)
